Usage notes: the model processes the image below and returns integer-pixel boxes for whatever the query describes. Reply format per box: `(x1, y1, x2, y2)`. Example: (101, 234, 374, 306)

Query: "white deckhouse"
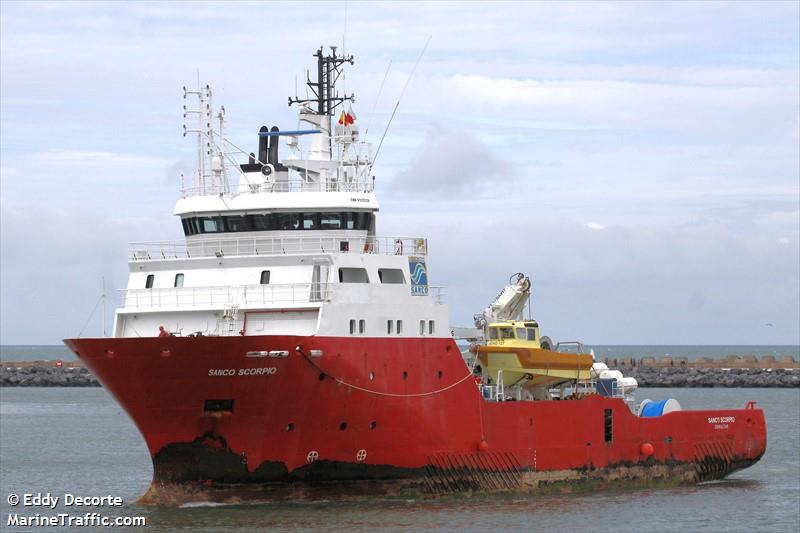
(117, 48, 448, 342)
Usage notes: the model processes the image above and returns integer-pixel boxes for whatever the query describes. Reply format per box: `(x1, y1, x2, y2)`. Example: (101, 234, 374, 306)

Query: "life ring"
(394, 239, 403, 255)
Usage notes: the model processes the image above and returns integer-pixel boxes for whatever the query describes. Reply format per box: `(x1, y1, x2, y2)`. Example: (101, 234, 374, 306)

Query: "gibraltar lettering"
(209, 367, 277, 377)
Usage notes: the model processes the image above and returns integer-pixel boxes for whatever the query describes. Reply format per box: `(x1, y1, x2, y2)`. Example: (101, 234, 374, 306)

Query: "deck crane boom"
(449, 273, 533, 342)
(477, 272, 531, 329)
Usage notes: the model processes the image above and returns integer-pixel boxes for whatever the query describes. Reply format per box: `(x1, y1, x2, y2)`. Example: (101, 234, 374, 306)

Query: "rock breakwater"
(619, 366, 798, 388)
(1, 357, 798, 387)
(1, 362, 99, 387)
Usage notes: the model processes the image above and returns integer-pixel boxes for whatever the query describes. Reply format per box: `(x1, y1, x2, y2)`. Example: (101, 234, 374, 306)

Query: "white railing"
(130, 235, 429, 260)
(429, 286, 446, 304)
(119, 283, 333, 310)
(182, 178, 374, 197)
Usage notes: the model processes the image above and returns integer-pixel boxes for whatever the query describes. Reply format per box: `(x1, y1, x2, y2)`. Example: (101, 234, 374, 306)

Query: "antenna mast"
(102, 276, 107, 337)
(288, 47, 355, 151)
(182, 81, 213, 194)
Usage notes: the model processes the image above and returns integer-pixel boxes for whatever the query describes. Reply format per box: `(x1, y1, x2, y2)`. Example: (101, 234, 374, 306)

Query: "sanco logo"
(408, 257, 429, 296)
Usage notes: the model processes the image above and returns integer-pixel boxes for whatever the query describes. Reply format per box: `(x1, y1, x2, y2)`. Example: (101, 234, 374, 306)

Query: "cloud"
(391, 126, 510, 193)
(0, 1, 797, 344)
(587, 222, 606, 230)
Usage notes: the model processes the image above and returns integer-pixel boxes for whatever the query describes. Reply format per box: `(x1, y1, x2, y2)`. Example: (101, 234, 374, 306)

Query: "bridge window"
(387, 320, 394, 335)
(301, 212, 319, 230)
(227, 215, 252, 232)
(180, 212, 374, 235)
(145, 274, 154, 289)
(359, 319, 366, 334)
(174, 273, 184, 287)
(260, 270, 270, 284)
(429, 320, 435, 335)
(320, 213, 342, 230)
(252, 214, 272, 231)
(199, 216, 224, 233)
(378, 268, 405, 284)
(488, 328, 498, 340)
(419, 320, 426, 336)
(526, 328, 537, 341)
(339, 267, 369, 283)
(349, 319, 356, 335)
(343, 212, 368, 230)
(397, 320, 403, 335)
(275, 213, 301, 230)
(515, 328, 527, 340)
(500, 327, 514, 339)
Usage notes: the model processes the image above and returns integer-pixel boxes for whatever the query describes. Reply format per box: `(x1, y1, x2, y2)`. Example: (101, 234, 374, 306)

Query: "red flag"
(345, 107, 356, 125)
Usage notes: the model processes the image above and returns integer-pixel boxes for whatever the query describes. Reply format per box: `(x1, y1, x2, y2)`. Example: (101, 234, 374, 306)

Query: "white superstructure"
(115, 47, 448, 340)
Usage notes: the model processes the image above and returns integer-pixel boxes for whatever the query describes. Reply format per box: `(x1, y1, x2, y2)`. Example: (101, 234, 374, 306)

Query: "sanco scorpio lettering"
(208, 367, 277, 377)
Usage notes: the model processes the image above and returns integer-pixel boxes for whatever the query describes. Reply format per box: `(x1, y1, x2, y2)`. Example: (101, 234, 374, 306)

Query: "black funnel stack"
(268, 126, 280, 166)
(258, 126, 269, 164)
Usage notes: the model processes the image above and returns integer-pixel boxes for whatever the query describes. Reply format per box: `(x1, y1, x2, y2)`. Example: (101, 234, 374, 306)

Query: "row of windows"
(387, 320, 403, 335)
(143, 268, 405, 289)
(145, 273, 184, 289)
(488, 326, 537, 341)
(350, 319, 435, 336)
(339, 268, 405, 284)
(182, 212, 374, 236)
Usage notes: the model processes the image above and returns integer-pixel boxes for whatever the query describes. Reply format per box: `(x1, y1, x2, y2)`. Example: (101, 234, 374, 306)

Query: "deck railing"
(181, 180, 374, 197)
(119, 283, 333, 310)
(129, 235, 428, 261)
(120, 282, 445, 310)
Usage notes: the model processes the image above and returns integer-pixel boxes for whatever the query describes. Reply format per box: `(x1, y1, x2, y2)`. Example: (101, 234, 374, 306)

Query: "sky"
(1, 1, 798, 345)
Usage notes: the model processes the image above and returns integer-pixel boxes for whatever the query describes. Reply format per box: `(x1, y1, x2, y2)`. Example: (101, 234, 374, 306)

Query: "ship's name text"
(708, 416, 735, 429)
(707, 416, 735, 424)
(208, 367, 278, 377)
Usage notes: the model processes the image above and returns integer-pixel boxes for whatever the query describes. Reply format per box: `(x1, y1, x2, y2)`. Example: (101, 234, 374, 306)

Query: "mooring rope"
(296, 346, 474, 398)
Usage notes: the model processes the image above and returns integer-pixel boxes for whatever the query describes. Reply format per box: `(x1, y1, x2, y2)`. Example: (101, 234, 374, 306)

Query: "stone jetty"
(598, 354, 799, 388)
(1, 355, 798, 387)
(1, 361, 99, 387)
(616, 366, 798, 388)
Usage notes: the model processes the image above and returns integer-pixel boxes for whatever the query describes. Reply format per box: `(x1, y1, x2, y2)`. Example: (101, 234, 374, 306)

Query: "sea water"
(0, 387, 798, 532)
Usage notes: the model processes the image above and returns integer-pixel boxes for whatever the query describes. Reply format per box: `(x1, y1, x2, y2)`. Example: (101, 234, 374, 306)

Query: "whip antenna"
(363, 60, 393, 142)
(372, 35, 431, 167)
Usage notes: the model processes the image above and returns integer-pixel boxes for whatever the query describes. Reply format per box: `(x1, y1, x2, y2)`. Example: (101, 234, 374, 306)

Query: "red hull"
(64, 335, 766, 504)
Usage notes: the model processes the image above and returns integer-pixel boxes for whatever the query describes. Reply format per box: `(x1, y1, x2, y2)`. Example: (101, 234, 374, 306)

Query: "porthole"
(370, 421, 377, 430)
(369, 372, 375, 381)
(318, 373, 326, 381)
(402, 371, 408, 380)
(437, 370, 443, 380)
(286, 423, 294, 432)
(339, 421, 348, 431)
